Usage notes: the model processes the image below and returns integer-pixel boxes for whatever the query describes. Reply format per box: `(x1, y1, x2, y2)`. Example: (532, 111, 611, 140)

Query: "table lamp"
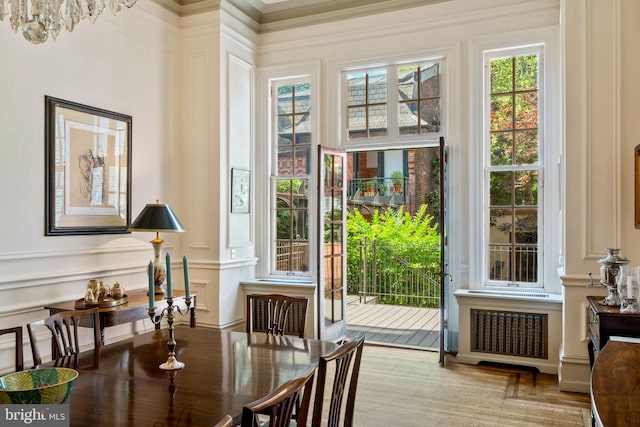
(130, 200, 185, 295)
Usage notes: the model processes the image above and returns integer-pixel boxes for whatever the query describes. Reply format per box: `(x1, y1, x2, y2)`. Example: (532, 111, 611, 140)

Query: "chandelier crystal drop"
(0, 0, 137, 44)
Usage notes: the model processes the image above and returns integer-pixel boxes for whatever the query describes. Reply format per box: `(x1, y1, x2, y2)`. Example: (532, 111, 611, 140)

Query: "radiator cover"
(471, 309, 548, 359)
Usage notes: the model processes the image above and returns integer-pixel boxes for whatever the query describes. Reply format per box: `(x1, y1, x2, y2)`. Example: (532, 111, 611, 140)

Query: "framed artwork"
(45, 96, 132, 235)
(231, 168, 250, 214)
(636, 145, 640, 229)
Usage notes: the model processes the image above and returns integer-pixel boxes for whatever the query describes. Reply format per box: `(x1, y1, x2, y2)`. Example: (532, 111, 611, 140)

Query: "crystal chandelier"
(0, 0, 137, 45)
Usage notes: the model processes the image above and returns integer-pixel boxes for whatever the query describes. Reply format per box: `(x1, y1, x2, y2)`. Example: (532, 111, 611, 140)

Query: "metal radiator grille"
(471, 309, 548, 359)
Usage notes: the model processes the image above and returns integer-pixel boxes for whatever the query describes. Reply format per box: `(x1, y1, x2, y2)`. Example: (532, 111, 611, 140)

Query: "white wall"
(0, 2, 181, 369)
(559, 0, 640, 392)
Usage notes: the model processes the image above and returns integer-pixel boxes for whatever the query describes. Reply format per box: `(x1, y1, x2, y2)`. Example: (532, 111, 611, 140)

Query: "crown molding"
(151, 0, 449, 32)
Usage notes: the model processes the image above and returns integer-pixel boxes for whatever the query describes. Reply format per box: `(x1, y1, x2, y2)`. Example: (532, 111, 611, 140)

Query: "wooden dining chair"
(246, 294, 309, 338)
(310, 332, 365, 427)
(213, 414, 234, 427)
(0, 326, 24, 372)
(27, 307, 101, 367)
(241, 367, 315, 427)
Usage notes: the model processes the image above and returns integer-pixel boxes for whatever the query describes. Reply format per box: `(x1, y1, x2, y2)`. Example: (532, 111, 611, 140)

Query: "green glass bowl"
(0, 367, 78, 404)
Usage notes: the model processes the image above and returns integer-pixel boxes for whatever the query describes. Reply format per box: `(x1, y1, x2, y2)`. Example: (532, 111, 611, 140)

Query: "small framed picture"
(45, 96, 132, 235)
(231, 168, 250, 214)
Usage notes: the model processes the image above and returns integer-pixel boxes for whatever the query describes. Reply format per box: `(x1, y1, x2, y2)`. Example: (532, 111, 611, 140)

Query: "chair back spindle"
(246, 294, 308, 338)
(311, 332, 365, 427)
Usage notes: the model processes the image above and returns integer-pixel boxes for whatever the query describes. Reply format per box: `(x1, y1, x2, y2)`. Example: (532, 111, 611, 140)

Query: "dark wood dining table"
(46, 327, 338, 426)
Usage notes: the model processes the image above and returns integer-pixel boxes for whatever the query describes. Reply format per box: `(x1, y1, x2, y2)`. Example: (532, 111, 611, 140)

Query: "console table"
(45, 289, 197, 342)
(586, 295, 640, 367)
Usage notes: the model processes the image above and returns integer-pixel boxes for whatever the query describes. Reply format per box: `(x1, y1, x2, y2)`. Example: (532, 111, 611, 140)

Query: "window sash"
(484, 46, 544, 288)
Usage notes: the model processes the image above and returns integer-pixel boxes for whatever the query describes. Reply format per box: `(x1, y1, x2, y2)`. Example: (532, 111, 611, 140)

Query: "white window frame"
(469, 28, 562, 294)
(256, 62, 321, 281)
(340, 57, 446, 149)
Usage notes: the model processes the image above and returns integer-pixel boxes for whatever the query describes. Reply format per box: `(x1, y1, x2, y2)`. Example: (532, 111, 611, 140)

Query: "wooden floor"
(346, 295, 440, 349)
(355, 345, 592, 427)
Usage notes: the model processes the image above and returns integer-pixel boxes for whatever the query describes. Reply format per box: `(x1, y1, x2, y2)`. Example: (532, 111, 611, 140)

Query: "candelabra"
(148, 296, 192, 370)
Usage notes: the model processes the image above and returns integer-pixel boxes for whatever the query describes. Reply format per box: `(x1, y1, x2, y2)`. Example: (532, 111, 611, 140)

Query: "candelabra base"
(159, 355, 185, 371)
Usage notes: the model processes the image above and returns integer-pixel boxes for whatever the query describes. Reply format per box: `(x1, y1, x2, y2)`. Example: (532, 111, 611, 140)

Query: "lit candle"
(183, 255, 190, 298)
(166, 251, 172, 298)
(148, 261, 155, 309)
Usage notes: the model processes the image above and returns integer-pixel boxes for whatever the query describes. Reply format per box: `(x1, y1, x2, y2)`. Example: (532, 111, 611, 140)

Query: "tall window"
(485, 47, 543, 287)
(272, 81, 312, 275)
(345, 60, 442, 142)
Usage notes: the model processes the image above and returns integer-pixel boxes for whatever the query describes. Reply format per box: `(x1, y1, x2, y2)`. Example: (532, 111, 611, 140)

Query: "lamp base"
(148, 285, 167, 296)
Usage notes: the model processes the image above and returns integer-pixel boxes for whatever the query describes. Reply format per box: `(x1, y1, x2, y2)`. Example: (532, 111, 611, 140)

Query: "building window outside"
(485, 46, 543, 288)
(272, 81, 312, 275)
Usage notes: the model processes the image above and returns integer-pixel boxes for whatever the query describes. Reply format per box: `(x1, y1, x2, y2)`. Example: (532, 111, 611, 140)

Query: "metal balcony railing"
(348, 238, 441, 308)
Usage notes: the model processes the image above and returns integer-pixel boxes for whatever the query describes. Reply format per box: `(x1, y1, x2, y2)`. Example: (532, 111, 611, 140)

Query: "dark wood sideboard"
(587, 295, 640, 367)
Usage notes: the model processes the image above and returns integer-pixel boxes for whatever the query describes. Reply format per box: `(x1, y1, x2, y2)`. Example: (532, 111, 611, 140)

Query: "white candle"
(148, 261, 155, 309)
(166, 252, 173, 298)
(183, 255, 190, 298)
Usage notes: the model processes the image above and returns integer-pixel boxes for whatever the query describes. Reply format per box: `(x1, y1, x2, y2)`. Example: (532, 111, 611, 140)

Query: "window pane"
(515, 210, 537, 244)
(514, 171, 537, 205)
(514, 130, 538, 165)
(293, 83, 310, 113)
(294, 146, 311, 175)
(367, 71, 387, 104)
(368, 105, 387, 136)
(348, 106, 366, 139)
(490, 94, 513, 131)
(421, 63, 440, 98)
(490, 132, 513, 166)
(420, 99, 440, 133)
(514, 245, 537, 282)
(398, 66, 417, 101)
(491, 57, 513, 94)
(489, 171, 512, 206)
(277, 146, 293, 175)
(399, 101, 418, 134)
(515, 92, 538, 129)
(515, 54, 538, 91)
(347, 73, 365, 107)
(489, 208, 512, 243)
(489, 247, 511, 281)
(277, 86, 293, 114)
(277, 115, 292, 135)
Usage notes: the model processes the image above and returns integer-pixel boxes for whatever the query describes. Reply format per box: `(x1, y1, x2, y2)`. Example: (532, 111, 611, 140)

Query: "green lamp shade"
(129, 202, 185, 232)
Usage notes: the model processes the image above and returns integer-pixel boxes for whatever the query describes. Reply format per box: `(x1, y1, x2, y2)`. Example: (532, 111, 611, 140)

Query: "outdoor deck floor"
(345, 295, 441, 350)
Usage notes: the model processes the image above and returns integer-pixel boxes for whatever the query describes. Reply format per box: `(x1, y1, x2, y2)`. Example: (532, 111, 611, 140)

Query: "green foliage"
(346, 205, 441, 307)
(390, 170, 404, 185)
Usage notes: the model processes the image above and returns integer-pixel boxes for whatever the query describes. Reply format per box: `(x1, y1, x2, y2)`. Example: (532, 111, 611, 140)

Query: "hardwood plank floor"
(354, 344, 591, 427)
(347, 295, 441, 349)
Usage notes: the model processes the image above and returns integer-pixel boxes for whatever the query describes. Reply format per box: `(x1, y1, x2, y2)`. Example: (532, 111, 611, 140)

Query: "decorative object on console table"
(129, 200, 185, 295)
(147, 257, 192, 370)
(586, 296, 640, 367)
(45, 96, 132, 236)
(595, 248, 629, 306)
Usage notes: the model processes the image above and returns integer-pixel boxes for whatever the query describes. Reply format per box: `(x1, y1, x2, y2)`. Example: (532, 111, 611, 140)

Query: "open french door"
(439, 136, 450, 363)
(317, 145, 347, 341)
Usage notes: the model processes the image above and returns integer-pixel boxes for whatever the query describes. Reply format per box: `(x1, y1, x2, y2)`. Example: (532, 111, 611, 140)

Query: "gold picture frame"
(45, 96, 132, 235)
(636, 145, 640, 229)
